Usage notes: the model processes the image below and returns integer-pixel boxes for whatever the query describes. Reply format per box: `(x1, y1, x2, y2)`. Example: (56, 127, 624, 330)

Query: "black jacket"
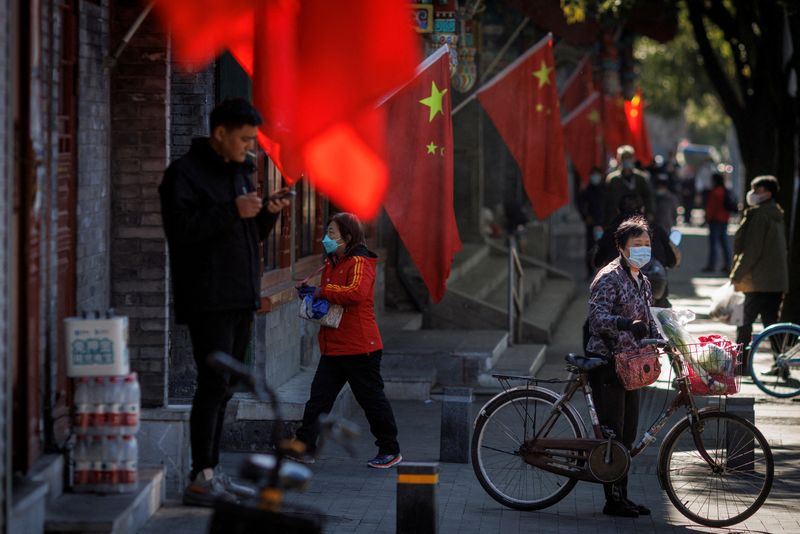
(159, 138, 279, 324)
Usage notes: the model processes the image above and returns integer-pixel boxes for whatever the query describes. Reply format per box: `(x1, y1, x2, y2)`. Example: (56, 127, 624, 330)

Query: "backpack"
(723, 189, 738, 213)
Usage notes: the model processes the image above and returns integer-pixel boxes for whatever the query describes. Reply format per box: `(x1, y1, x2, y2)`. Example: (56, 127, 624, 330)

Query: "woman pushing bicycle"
(585, 216, 659, 518)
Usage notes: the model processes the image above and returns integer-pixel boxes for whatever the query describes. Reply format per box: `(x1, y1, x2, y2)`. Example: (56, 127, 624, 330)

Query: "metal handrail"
(508, 234, 524, 345)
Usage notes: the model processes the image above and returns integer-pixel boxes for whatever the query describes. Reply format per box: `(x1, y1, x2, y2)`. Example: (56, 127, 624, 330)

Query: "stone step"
(377, 310, 423, 334)
(521, 278, 576, 343)
(383, 368, 437, 401)
(483, 265, 548, 309)
(223, 367, 356, 451)
(449, 254, 508, 301)
(477, 344, 547, 390)
(45, 467, 165, 534)
(382, 329, 509, 387)
(446, 243, 490, 284)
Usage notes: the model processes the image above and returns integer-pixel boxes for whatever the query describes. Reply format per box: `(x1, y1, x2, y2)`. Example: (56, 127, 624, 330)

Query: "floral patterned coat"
(586, 257, 659, 358)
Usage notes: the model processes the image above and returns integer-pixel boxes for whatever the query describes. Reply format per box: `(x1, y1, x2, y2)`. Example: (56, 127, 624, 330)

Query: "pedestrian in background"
(703, 172, 735, 274)
(293, 213, 402, 469)
(653, 173, 680, 235)
(578, 166, 606, 279)
(730, 175, 789, 372)
(586, 216, 658, 518)
(159, 98, 292, 507)
(604, 145, 655, 226)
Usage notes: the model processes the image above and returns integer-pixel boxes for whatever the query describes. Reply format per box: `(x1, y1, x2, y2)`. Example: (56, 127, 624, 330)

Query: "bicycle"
(205, 352, 359, 534)
(747, 322, 800, 398)
(471, 339, 774, 527)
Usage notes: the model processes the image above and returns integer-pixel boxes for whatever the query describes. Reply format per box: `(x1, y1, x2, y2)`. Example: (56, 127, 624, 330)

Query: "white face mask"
(626, 246, 651, 269)
(746, 190, 766, 206)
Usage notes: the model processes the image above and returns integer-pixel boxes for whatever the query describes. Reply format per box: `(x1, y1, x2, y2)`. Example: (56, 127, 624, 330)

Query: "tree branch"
(686, 0, 745, 127)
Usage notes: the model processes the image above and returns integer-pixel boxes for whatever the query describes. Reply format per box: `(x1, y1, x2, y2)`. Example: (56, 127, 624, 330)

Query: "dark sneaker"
(182, 469, 238, 508)
(701, 266, 715, 273)
(214, 468, 257, 499)
(602, 501, 639, 518)
(284, 452, 316, 465)
(367, 453, 402, 469)
(761, 366, 790, 380)
(623, 498, 650, 515)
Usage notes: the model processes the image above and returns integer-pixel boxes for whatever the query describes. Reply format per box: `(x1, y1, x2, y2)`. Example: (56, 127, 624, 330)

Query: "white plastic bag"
(709, 281, 744, 326)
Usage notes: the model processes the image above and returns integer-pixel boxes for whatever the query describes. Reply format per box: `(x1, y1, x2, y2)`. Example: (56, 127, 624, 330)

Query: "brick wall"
(110, 0, 170, 407)
(167, 66, 214, 402)
(0, 0, 8, 522)
(76, 0, 110, 312)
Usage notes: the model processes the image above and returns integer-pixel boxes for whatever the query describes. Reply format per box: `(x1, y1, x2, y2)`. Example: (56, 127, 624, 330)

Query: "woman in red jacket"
(293, 212, 401, 468)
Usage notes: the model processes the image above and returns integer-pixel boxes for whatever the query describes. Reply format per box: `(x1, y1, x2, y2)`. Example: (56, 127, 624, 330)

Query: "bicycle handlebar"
(640, 338, 670, 348)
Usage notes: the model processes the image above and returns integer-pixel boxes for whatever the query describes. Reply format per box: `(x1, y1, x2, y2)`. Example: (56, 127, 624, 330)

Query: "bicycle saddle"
(565, 353, 607, 371)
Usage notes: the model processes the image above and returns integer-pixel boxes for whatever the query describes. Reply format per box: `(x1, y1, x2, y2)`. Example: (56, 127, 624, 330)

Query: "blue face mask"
(622, 160, 634, 171)
(322, 235, 340, 254)
(627, 246, 651, 269)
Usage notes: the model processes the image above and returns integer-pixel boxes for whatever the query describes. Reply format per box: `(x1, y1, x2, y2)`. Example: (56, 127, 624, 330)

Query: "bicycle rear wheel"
(748, 323, 800, 398)
(471, 388, 585, 511)
(659, 411, 773, 527)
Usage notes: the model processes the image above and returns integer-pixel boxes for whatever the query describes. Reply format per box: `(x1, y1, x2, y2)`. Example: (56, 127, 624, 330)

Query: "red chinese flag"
(382, 47, 462, 303)
(152, 0, 256, 70)
(477, 35, 569, 219)
(562, 93, 604, 185)
(559, 55, 594, 114)
(625, 89, 654, 165)
(155, 0, 421, 220)
(601, 94, 635, 157)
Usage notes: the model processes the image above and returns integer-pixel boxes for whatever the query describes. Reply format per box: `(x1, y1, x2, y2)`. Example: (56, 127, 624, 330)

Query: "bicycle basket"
(677, 339, 742, 396)
(614, 346, 662, 391)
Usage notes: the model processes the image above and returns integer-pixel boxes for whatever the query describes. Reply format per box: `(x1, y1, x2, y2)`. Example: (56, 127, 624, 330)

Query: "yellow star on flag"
(588, 110, 600, 123)
(419, 81, 448, 122)
(532, 60, 552, 88)
(535, 103, 544, 112)
(426, 141, 438, 154)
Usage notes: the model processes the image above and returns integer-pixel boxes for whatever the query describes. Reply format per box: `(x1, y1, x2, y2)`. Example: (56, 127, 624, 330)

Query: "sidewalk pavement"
(140, 225, 800, 533)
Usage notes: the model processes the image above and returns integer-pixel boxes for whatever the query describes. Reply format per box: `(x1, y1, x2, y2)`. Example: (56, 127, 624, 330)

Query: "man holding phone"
(159, 98, 292, 507)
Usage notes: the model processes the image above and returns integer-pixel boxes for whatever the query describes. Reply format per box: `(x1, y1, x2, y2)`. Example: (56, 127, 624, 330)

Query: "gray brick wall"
(76, 0, 110, 312)
(0, 0, 8, 523)
(110, 0, 170, 407)
(167, 66, 214, 403)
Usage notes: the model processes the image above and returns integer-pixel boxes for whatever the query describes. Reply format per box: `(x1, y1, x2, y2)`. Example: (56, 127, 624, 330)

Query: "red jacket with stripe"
(318, 245, 383, 355)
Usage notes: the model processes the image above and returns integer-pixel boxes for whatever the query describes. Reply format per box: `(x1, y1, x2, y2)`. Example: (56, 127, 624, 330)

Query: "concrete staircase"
(430, 241, 575, 344)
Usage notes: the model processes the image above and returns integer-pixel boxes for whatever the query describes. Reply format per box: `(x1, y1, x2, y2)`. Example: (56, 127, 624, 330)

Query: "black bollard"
(397, 463, 438, 534)
(725, 396, 756, 471)
(440, 387, 473, 463)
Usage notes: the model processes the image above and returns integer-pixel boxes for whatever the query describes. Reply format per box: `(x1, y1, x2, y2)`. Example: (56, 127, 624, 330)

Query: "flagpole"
(452, 17, 530, 116)
(452, 28, 558, 117)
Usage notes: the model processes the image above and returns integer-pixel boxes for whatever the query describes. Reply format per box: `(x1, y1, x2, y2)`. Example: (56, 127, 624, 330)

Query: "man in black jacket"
(159, 98, 291, 507)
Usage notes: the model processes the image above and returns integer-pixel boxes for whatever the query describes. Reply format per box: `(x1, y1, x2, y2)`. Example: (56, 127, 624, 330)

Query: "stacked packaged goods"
(72, 373, 140, 493)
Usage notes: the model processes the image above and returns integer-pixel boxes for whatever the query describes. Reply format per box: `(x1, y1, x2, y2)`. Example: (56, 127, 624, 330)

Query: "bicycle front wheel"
(749, 323, 800, 398)
(659, 411, 773, 527)
(471, 388, 585, 511)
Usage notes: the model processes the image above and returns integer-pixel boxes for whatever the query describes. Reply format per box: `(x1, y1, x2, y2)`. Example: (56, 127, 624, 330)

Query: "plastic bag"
(652, 308, 711, 386)
(709, 281, 744, 326)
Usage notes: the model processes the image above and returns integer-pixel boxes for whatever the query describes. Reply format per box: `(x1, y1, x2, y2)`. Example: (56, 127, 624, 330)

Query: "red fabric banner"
(562, 93, 603, 186)
(382, 48, 462, 303)
(601, 94, 635, 158)
(477, 35, 569, 219)
(154, 0, 420, 220)
(559, 56, 594, 114)
(625, 89, 654, 165)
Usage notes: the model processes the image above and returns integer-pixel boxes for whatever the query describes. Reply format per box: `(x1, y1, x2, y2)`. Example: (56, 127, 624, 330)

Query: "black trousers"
(296, 351, 400, 455)
(736, 292, 783, 366)
(588, 362, 640, 503)
(187, 310, 253, 478)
